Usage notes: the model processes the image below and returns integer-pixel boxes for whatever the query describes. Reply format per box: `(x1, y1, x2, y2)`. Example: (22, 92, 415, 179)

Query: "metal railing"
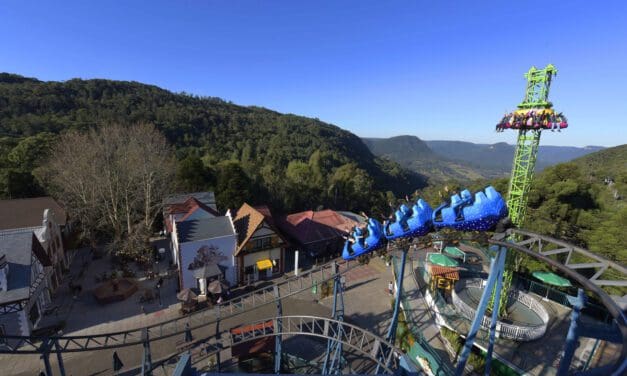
(392, 256, 455, 376)
(451, 278, 549, 341)
(151, 315, 403, 375)
(0, 259, 359, 353)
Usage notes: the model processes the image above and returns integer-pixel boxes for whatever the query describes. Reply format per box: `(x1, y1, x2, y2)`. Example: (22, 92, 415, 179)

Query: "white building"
(171, 216, 237, 294)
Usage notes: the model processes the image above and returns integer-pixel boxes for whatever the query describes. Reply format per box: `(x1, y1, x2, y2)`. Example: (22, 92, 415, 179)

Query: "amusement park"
(0, 62, 625, 376)
(1, 2, 627, 375)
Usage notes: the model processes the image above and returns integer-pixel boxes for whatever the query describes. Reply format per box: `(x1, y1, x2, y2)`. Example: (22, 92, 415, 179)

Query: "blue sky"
(1, 1, 626, 147)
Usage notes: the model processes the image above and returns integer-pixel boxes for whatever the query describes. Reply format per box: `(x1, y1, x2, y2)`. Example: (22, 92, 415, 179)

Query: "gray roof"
(177, 216, 235, 243)
(0, 231, 37, 304)
(191, 264, 223, 279)
(164, 192, 217, 211)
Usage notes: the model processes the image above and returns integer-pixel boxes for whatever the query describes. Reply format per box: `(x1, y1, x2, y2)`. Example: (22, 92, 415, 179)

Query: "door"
(197, 278, 207, 295)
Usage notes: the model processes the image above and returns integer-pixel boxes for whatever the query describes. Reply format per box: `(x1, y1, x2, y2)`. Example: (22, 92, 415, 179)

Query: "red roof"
(165, 197, 220, 232)
(278, 210, 359, 245)
(165, 197, 220, 217)
(252, 205, 276, 227)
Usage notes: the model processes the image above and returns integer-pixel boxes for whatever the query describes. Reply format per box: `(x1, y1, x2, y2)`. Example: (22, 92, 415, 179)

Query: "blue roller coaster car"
(342, 218, 385, 260)
(384, 199, 433, 240)
(432, 186, 508, 231)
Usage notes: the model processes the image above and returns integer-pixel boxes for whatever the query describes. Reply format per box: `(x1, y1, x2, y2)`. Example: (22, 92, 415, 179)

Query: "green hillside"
(0, 73, 425, 213)
(525, 144, 627, 267)
(364, 136, 604, 183)
(363, 136, 489, 182)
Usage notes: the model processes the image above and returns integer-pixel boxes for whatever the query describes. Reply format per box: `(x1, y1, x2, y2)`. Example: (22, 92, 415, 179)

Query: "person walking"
(388, 281, 394, 296)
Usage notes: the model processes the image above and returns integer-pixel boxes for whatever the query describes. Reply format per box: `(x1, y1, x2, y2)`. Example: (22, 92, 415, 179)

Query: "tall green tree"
(215, 161, 253, 212)
(176, 155, 215, 192)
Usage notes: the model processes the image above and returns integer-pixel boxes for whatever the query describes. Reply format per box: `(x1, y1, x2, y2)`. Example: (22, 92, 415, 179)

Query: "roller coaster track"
(2, 229, 626, 375)
(147, 315, 404, 375)
(499, 229, 627, 288)
(490, 230, 627, 375)
(0, 260, 360, 354)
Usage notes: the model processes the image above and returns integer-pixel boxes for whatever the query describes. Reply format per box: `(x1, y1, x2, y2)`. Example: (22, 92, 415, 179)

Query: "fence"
(451, 278, 548, 341)
(460, 242, 614, 323)
(392, 256, 455, 376)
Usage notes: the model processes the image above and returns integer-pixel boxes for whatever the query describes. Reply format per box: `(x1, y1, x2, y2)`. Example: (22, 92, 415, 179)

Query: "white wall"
(179, 234, 237, 288)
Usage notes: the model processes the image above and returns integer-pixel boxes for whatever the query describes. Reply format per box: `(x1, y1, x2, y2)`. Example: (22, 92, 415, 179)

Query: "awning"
(427, 253, 459, 267)
(444, 246, 465, 258)
(256, 259, 273, 271)
(532, 271, 572, 287)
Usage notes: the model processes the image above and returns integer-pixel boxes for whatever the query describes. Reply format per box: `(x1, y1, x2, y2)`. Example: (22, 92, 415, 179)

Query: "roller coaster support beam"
(484, 246, 507, 376)
(456, 247, 506, 375)
(274, 285, 283, 374)
(40, 338, 53, 376)
(323, 262, 345, 375)
(141, 328, 152, 376)
(214, 312, 221, 372)
(54, 339, 66, 376)
(375, 247, 408, 375)
(558, 289, 586, 375)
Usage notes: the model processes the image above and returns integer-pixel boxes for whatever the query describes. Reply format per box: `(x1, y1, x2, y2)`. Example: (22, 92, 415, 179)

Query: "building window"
(262, 237, 271, 248)
(253, 237, 272, 250)
(244, 265, 254, 276)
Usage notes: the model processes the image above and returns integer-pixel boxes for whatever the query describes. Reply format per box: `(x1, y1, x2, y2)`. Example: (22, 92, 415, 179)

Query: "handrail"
(0, 259, 360, 353)
(147, 315, 405, 374)
(451, 278, 549, 341)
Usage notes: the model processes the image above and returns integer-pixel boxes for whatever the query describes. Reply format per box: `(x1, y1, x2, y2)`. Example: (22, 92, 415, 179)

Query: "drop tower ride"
(498, 64, 568, 226)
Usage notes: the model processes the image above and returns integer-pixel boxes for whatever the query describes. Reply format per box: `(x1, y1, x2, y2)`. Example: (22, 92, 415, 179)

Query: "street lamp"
(155, 277, 163, 307)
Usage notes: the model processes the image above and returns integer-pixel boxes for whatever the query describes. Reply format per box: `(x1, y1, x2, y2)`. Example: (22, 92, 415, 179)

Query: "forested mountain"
(362, 136, 487, 181)
(524, 145, 626, 269)
(425, 140, 604, 175)
(0, 73, 425, 214)
(364, 136, 605, 181)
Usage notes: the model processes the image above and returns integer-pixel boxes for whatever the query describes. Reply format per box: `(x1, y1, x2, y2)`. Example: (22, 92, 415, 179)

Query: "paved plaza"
(2, 241, 617, 376)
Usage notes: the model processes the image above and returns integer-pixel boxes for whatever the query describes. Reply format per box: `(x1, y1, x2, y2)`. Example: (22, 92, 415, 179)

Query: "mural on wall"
(188, 244, 229, 271)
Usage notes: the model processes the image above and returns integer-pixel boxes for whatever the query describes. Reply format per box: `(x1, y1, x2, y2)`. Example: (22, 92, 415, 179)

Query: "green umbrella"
(532, 271, 572, 287)
(428, 253, 459, 267)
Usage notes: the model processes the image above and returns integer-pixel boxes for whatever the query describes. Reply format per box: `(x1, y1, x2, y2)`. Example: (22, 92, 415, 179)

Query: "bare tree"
(39, 123, 175, 261)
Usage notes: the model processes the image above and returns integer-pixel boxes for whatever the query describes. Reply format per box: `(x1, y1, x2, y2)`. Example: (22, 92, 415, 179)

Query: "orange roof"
(230, 320, 274, 335)
(428, 265, 460, 280)
(232, 203, 267, 256)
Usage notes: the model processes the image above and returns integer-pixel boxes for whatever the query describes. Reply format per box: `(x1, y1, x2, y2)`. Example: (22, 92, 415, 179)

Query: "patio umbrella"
(428, 253, 459, 267)
(208, 280, 229, 294)
(532, 271, 572, 287)
(176, 288, 197, 303)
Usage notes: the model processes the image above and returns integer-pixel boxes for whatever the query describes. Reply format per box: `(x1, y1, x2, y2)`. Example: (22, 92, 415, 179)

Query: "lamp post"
(155, 278, 163, 307)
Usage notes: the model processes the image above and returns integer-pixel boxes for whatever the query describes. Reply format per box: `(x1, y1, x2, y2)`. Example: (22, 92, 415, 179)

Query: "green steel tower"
(506, 64, 559, 227)
(490, 65, 566, 318)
